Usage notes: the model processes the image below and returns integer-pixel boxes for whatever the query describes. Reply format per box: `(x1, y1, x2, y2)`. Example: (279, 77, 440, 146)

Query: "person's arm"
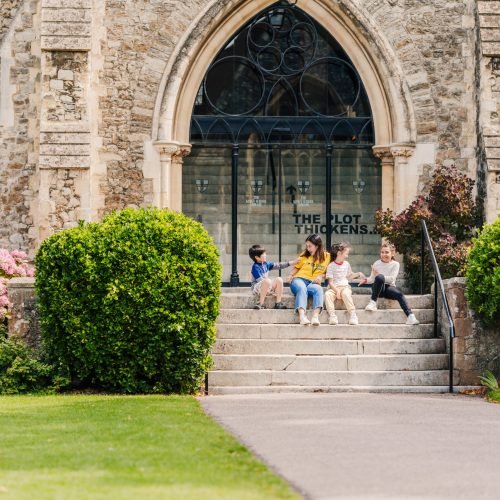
(286, 257, 302, 283)
(271, 258, 297, 271)
(359, 262, 377, 285)
(384, 261, 400, 286)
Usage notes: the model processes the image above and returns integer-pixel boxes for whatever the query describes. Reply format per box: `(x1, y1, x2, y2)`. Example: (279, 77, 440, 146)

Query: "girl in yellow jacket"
(287, 234, 330, 325)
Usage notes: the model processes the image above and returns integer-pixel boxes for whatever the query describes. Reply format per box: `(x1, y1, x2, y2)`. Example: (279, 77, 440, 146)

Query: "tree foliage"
(374, 165, 479, 291)
(465, 218, 500, 325)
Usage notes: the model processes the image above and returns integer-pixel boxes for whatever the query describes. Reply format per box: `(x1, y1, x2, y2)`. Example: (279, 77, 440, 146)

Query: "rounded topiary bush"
(465, 218, 500, 325)
(35, 208, 221, 393)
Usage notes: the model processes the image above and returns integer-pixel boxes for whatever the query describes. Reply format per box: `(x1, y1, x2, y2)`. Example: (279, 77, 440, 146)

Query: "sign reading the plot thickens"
(292, 213, 373, 235)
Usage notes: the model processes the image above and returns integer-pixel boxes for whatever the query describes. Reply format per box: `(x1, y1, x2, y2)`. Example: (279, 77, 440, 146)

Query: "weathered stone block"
(43, 0, 91, 7)
(42, 8, 92, 23)
(41, 36, 91, 51)
(42, 22, 91, 37)
(39, 155, 90, 168)
(7, 277, 40, 349)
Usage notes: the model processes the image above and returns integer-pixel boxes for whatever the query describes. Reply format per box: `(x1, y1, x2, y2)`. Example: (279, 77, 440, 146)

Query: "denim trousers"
(371, 274, 412, 316)
(290, 277, 324, 311)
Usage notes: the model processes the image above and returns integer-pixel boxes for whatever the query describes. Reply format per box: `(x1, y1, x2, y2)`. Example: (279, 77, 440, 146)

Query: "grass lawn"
(0, 395, 298, 499)
(487, 389, 500, 403)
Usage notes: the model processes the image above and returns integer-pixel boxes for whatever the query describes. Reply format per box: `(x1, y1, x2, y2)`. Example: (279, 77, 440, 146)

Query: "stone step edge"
(206, 385, 456, 394)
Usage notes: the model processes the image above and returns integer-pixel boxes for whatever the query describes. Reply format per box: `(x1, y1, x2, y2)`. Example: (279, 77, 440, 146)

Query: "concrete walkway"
(200, 393, 500, 500)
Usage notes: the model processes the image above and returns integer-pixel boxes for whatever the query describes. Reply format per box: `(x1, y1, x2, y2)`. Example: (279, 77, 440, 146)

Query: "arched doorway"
(182, 3, 380, 284)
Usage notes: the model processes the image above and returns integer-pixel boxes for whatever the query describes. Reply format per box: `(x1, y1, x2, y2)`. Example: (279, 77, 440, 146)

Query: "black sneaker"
(254, 303, 266, 310)
(274, 302, 287, 309)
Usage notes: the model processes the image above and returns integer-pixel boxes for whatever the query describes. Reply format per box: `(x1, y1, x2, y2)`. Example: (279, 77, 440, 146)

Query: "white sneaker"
(299, 314, 311, 326)
(348, 312, 359, 325)
(406, 313, 420, 325)
(329, 314, 338, 325)
(311, 314, 320, 326)
(365, 300, 378, 312)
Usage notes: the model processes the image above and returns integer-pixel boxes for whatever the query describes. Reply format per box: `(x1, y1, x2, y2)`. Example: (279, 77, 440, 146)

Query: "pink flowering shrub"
(0, 249, 35, 320)
(374, 165, 480, 292)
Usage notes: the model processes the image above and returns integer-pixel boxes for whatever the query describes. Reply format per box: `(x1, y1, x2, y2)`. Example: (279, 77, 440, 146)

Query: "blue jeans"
(290, 278, 324, 311)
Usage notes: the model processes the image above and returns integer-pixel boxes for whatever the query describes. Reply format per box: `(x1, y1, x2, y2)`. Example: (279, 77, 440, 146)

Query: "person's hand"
(359, 278, 368, 285)
(313, 275, 324, 285)
(286, 274, 294, 284)
(358, 272, 366, 280)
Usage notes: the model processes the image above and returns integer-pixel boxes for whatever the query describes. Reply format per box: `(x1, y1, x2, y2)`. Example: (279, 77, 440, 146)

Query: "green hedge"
(35, 208, 221, 393)
(0, 332, 55, 394)
(465, 218, 500, 325)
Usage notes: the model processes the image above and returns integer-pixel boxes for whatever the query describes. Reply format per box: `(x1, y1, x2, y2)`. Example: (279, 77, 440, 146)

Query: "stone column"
(156, 144, 178, 209)
(171, 144, 192, 212)
(153, 142, 192, 210)
(372, 146, 394, 211)
(38, 0, 92, 242)
(390, 143, 416, 213)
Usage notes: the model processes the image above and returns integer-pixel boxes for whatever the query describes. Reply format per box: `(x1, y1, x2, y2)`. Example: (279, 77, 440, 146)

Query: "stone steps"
(218, 309, 434, 324)
(208, 289, 451, 394)
(213, 338, 446, 355)
(220, 293, 433, 309)
(213, 354, 449, 371)
(216, 323, 435, 339)
(208, 370, 457, 388)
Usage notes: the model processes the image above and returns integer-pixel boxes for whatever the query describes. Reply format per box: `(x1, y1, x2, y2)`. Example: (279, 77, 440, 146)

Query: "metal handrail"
(420, 220, 456, 393)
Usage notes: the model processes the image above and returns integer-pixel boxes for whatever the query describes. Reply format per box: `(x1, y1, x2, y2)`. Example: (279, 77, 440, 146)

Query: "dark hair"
(330, 241, 351, 261)
(249, 244, 266, 262)
(300, 234, 326, 263)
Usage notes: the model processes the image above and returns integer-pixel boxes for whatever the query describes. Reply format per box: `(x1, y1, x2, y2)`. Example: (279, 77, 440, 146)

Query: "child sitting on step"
(325, 242, 365, 326)
(249, 244, 294, 310)
(360, 242, 419, 325)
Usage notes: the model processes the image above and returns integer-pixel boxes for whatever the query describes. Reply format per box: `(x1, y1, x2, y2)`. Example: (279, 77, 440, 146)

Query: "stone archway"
(152, 0, 418, 212)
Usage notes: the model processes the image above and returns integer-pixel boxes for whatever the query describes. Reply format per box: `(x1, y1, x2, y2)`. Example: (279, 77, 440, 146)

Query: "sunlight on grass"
(0, 395, 298, 499)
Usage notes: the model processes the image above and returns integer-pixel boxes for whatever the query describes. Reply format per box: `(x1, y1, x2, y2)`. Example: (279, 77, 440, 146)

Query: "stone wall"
(441, 278, 500, 385)
(477, 0, 500, 222)
(0, 0, 493, 253)
(97, 0, 209, 212)
(0, 0, 40, 254)
(0, 0, 24, 43)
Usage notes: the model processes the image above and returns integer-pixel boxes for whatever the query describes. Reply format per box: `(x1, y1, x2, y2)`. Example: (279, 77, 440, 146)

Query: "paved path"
(200, 393, 500, 500)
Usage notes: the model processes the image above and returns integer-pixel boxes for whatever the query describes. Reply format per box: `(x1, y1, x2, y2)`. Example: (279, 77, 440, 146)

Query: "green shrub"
(465, 218, 500, 325)
(0, 335, 55, 394)
(35, 208, 221, 394)
(375, 165, 479, 292)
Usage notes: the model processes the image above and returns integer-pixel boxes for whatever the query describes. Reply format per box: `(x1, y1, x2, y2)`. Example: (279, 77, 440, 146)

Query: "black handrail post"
(449, 327, 454, 393)
(230, 144, 239, 287)
(420, 219, 456, 393)
(204, 373, 209, 395)
(326, 144, 333, 251)
(434, 274, 438, 337)
(420, 223, 425, 295)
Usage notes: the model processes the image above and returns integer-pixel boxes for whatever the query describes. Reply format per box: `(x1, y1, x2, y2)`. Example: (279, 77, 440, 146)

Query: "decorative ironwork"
(191, 3, 373, 145)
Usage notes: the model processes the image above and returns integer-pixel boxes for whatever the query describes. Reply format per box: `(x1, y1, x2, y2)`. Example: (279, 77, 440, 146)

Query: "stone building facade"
(0, 1, 499, 278)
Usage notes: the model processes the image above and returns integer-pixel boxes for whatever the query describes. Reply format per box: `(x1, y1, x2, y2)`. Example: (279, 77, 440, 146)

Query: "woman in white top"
(360, 242, 419, 325)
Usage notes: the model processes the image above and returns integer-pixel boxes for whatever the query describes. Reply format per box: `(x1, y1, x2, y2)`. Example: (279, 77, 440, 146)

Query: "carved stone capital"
(172, 144, 192, 163)
(390, 143, 416, 159)
(372, 145, 393, 162)
(154, 141, 180, 158)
